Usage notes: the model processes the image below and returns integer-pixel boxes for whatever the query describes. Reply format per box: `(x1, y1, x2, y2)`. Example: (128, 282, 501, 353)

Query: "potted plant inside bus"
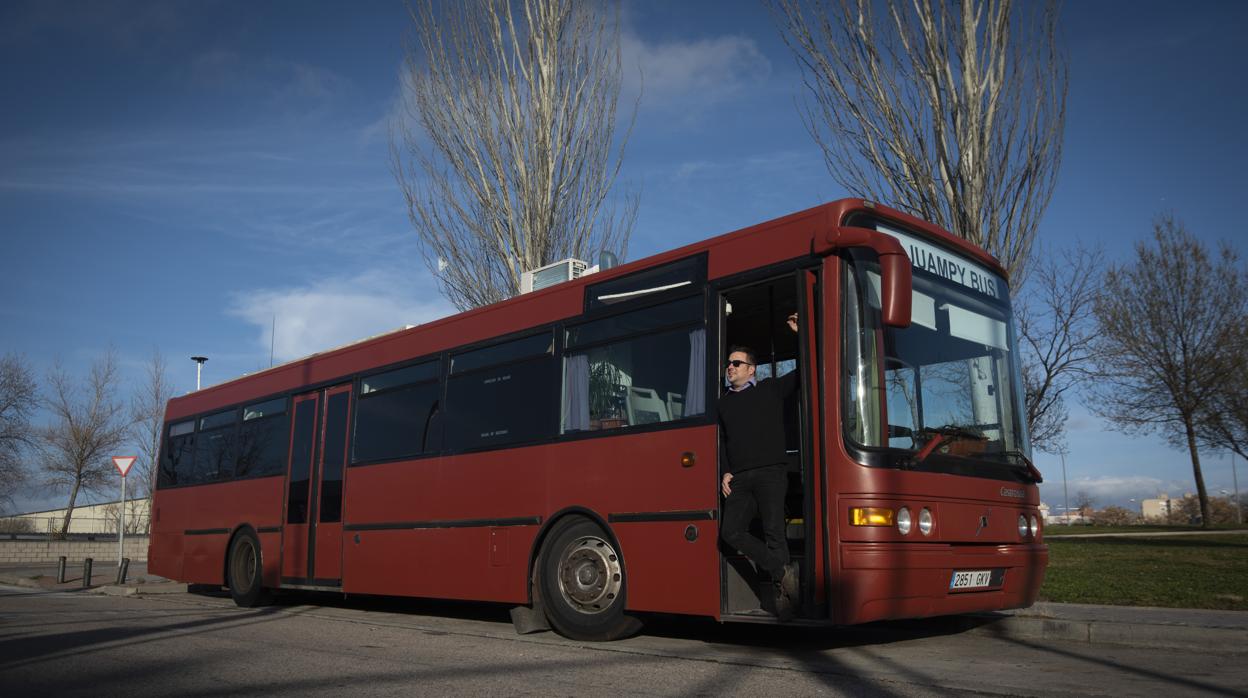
(589, 360, 627, 430)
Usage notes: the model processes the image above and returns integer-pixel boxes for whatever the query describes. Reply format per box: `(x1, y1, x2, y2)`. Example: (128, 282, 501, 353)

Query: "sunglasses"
(725, 360, 753, 368)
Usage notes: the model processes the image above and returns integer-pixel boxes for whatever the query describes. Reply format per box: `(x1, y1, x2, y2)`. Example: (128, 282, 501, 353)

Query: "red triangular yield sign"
(112, 456, 137, 477)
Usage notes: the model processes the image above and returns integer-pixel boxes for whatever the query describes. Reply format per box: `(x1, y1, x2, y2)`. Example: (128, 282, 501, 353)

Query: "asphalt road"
(1, 585, 1243, 697)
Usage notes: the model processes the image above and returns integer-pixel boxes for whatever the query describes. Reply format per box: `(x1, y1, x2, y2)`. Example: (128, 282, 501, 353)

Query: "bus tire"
(227, 529, 268, 607)
(537, 516, 640, 641)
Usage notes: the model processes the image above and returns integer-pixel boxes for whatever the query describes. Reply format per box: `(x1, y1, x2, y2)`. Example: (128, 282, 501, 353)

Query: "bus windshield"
(844, 224, 1031, 477)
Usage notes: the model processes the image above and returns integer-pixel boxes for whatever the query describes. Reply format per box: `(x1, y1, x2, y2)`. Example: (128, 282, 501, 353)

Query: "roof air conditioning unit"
(520, 257, 591, 294)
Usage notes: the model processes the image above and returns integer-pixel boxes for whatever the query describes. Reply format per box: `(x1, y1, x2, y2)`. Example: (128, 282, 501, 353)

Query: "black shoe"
(778, 563, 799, 602)
(773, 584, 795, 621)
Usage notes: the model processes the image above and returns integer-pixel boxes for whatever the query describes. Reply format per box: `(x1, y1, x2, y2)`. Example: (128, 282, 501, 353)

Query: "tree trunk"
(59, 478, 81, 539)
(1184, 419, 1211, 528)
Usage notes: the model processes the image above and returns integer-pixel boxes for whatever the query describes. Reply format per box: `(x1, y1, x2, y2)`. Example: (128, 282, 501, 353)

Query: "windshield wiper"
(912, 425, 988, 464)
(983, 449, 1045, 484)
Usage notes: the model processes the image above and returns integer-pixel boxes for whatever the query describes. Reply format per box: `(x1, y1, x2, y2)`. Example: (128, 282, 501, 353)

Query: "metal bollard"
(82, 558, 93, 588)
(57, 556, 67, 584)
(116, 557, 130, 585)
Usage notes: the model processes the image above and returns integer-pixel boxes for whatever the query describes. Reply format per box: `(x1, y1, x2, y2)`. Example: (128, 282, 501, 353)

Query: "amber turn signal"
(850, 507, 896, 526)
(680, 451, 696, 468)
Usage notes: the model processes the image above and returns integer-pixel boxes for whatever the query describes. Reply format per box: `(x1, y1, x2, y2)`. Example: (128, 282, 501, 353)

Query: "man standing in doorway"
(718, 312, 800, 619)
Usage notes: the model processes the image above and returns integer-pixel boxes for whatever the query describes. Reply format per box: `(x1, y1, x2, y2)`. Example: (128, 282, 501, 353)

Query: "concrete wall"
(0, 536, 149, 564)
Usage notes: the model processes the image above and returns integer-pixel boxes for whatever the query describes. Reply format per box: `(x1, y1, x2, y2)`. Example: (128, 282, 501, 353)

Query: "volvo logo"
(975, 511, 990, 537)
(1000, 487, 1025, 498)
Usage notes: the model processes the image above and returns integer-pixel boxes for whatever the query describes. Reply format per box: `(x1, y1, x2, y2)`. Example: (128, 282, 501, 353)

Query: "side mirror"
(821, 226, 912, 328)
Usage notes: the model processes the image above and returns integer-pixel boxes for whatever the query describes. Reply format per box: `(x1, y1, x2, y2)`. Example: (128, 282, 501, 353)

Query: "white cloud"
(1039, 474, 1192, 510)
(621, 31, 771, 112)
(228, 270, 455, 363)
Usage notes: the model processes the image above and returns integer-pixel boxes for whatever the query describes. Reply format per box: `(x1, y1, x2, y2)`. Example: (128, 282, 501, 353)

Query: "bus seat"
(626, 386, 669, 425)
(666, 392, 684, 419)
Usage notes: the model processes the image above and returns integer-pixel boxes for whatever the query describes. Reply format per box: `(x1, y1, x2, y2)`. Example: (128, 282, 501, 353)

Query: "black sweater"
(717, 370, 799, 474)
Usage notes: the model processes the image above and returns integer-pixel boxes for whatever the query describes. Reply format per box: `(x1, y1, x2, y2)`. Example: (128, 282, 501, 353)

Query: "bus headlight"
(897, 507, 912, 535)
(918, 508, 933, 535)
(1018, 515, 1029, 538)
(1030, 515, 1040, 538)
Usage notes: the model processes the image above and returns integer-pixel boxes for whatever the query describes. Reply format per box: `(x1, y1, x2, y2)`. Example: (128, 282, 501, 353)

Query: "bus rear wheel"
(537, 517, 640, 641)
(227, 529, 268, 607)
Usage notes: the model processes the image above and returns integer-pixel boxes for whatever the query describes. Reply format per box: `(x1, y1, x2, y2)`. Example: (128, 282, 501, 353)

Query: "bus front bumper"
(836, 542, 1048, 625)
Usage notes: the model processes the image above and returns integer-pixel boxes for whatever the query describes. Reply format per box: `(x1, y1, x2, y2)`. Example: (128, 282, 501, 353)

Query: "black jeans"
(721, 464, 789, 579)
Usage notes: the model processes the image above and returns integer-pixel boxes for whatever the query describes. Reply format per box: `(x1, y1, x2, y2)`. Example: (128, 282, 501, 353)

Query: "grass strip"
(1038, 533, 1248, 610)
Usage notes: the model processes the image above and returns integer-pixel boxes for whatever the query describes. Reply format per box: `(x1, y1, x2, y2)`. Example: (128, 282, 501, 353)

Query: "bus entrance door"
(281, 383, 352, 587)
(719, 268, 823, 619)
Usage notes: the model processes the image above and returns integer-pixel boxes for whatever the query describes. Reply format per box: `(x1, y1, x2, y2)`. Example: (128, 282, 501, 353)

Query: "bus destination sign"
(877, 225, 1005, 301)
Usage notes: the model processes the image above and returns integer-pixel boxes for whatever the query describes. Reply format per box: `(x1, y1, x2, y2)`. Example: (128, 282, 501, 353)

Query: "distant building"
(1141, 493, 1174, 521)
(1039, 501, 1087, 525)
(6, 498, 151, 535)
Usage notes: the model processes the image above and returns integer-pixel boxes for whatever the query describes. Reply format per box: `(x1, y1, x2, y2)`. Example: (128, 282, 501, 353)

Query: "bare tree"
(1089, 217, 1247, 528)
(1016, 245, 1102, 452)
(0, 353, 39, 511)
(771, 0, 1067, 282)
(130, 350, 172, 523)
(393, 0, 637, 311)
(36, 350, 130, 537)
(1073, 490, 1094, 518)
(1090, 505, 1134, 527)
(1195, 321, 1248, 462)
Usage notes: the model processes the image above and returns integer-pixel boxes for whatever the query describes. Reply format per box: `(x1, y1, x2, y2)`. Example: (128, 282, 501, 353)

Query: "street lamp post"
(191, 356, 208, 390)
(1060, 450, 1070, 526)
(1233, 453, 1242, 526)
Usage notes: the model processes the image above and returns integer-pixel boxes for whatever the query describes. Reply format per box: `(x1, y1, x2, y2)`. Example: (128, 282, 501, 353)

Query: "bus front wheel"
(227, 529, 268, 607)
(537, 517, 640, 641)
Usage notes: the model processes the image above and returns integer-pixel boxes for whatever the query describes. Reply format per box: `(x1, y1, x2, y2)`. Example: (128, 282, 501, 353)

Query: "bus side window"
(354, 361, 440, 463)
(158, 420, 195, 488)
(238, 397, 289, 477)
(193, 409, 237, 483)
(444, 355, 556, 450)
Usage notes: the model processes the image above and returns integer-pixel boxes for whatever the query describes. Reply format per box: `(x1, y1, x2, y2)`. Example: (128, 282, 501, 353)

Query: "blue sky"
(2, 0, 1246, 514)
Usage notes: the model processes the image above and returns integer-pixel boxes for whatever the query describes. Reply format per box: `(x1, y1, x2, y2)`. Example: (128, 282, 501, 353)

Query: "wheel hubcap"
(557, 535, 622, 615)
(232, 540, 256, 593)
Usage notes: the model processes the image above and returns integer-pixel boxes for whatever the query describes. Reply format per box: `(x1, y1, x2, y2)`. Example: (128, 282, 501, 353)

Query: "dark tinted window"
(319, 392, 350, 523)
(157, 420, 194, 488)
(287, 399, 317, 524)
(445, 357, 556, 450)
(451, 333, 552, 374)
(199, 409, 236, 431)
(586, 256, 705, 310)
(192, 409, 235, 486)
(237, 407, 289, 479)
(243, 397, 286, 420)
(361, 362, 438, 394)
(567, 296, 701, 349)
(354, 373, 441, 463)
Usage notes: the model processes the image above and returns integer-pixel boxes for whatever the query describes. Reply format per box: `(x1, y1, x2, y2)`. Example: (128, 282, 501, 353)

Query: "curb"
(0, 573, 186, 596)
(967, 611, 1248, 655)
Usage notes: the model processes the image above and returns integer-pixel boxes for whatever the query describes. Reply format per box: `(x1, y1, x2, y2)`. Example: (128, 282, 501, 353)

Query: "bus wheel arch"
(532, 511, 641, 641)
(225, 525, 269, 607)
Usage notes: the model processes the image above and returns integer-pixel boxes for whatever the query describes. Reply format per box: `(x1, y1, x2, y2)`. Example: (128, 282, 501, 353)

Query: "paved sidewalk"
(1, 563, 1244, 653)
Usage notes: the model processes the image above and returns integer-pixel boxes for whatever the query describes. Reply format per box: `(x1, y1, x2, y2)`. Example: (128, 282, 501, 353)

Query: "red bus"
(149, 199, 1046, 641)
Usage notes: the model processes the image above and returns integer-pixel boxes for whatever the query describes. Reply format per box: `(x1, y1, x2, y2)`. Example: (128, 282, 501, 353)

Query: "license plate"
(949, 569, 995, 590)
